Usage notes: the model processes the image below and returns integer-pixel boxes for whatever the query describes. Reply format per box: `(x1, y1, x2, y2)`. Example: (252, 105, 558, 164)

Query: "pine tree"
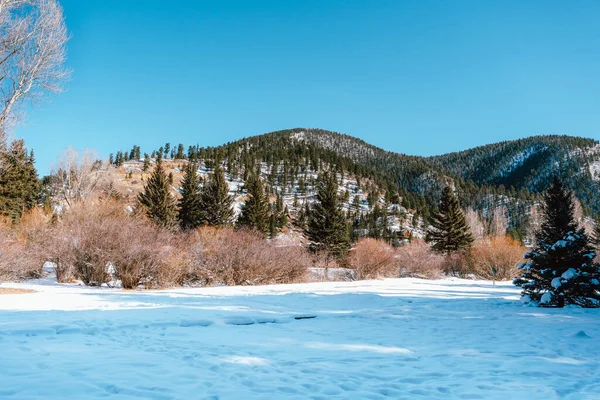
(0, 140, 39, 222)
(306, 171, 351, 260)
(237, 174, 270, 234)
(177, 162, 203, 230)
(138, 159, 177, 228)
(143, 154, 150, 172)
(426, 186, 474, 254)
(514, 177, 600, 307)
(198, 166, 234, 226)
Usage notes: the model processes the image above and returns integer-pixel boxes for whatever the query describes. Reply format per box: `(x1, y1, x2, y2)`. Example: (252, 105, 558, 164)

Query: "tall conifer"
(0, 140, 39, 222)
(515, 177, 600, 307)
(306, 171, 350, 260)
(426, 186, 474, 254)
(138, 159, 177, 227)
(198, 166, 233, 226)
(237, 174, 269, 234)
(178, 162, 203, 230)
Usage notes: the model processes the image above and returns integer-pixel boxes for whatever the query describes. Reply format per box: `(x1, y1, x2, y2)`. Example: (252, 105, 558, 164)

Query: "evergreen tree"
(514, 177, 600, 307)
(198, 166, 234, 226)
(426, 186, 474, 254)
(177, 162, 203, 230)
(306, 171, 351, 260)
(138, 160, 177, 227)
(237, 174, 270, 234)
(0, 140, 39, 222)
(143, 154, 150, 172)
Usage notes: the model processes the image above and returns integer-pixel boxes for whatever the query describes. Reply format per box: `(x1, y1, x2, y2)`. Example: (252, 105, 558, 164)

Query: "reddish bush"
(0, 231, 40, 282)
(396, 239, 445, 279)
(184, 228, 309, 286)
(349, 238, 397, 280)
(468, 236, 524, 280)
(33, 199, 183, 288)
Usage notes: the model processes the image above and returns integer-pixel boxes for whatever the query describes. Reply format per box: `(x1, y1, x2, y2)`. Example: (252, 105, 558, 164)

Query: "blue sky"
(14, 0, 600, 175)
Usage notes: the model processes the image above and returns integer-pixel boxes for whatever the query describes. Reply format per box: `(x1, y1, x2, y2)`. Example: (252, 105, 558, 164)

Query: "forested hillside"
(103, 128, 600, 244)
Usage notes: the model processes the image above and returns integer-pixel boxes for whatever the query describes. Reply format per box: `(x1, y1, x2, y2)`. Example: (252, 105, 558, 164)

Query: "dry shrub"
(396, 239, 445, 279)
(467, 236, 524, 280)
(0, 230, 41, 282)
(184, 227, 309, 286)
(440, 253, 471, 277)
(349, 238, 397, 280)
(33, 198, 183, 288)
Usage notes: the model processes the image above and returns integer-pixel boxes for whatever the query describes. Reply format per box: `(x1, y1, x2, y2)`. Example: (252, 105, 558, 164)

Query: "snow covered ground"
(1, 278, 599, 399)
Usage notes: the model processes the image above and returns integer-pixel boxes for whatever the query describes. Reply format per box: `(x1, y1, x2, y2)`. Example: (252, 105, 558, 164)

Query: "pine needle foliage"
(0, 140, 38, 222)
(237, 173, 270, 235)
(198, 166, 234, 227)
(426, 186, 474, 254)
(138, 159, 177, 228)
(514, 177, 600, 308)
(177, 162, 203, 230)
(306, 170, 350, 260)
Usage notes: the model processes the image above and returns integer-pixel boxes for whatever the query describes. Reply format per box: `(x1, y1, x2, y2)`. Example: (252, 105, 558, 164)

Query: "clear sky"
(14, 0, 600, 175)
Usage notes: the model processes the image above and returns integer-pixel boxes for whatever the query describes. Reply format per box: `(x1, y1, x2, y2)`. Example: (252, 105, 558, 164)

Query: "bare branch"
(0, 0, 70, 141)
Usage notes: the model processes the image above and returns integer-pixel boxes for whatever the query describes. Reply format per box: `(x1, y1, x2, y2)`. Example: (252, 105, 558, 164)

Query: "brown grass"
(0, 287, 36, 295)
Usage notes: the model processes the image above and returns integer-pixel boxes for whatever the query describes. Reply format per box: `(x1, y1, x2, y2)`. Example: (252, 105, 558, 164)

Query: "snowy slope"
(1, 279, 599, 399)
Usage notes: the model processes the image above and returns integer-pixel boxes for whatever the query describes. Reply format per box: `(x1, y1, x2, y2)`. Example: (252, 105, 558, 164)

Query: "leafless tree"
(0, 0, 69, 142)
(487, 205, 509, 237)
(52, 147, 103, 206)
(465, 208, 485, 239)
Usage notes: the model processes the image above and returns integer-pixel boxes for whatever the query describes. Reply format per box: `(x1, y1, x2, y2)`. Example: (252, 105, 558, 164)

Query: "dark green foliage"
(426, 187, 474, 254)
(537, 177, 578, 244)
(198, 166, 234, 226)
(306, 171, 350, 260)
(237, 174, 270, 235)
(177, 162, 203, 230)
(0, 140, 39, 222)
(514, 177, 600, 308)
(143, 154, 150, 172)
(110, 128, 600, 240)
(138, 160, 177, 228)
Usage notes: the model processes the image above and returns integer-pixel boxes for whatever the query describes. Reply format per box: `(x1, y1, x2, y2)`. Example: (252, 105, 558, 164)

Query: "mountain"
(427, 135, 600, 213)
(109, 128, 600, 243)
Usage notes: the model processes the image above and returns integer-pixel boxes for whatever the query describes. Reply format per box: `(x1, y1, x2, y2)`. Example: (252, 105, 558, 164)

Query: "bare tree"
(52, 147, 104, 206)
(0, 0, 69, 141)
(465, 208, 485, 239)
(487, 205, 509, 237)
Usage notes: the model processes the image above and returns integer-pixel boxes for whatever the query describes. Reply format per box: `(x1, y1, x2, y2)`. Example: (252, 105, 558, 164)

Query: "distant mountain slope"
(427, 135, 600, 213)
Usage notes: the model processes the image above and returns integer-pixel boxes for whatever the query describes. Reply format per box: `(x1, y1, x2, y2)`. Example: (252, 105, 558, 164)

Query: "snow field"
(0, 279, 599, 399)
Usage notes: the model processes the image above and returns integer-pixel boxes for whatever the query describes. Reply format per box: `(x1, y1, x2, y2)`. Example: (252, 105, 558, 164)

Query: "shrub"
(0, 231, 40, 282)
(468, 236, 525, 280)
(349, 238, 397, 280)
(396, 240, 445, 279)
(34, 198, 183, 288)
(184, 228, 308, 286)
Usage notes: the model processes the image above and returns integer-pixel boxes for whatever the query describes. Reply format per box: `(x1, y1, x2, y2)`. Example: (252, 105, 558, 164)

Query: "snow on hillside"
(1, 278, 599, 399)
(117, 158, 422, 240)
